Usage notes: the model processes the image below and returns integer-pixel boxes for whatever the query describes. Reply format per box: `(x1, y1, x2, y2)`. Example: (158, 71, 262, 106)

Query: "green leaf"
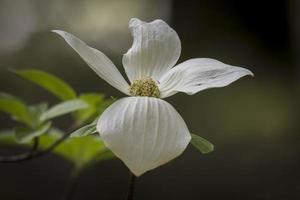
(40, 99, 88, 122)
(74, 93, 113, 126)
(12, 69, 76, 100)
(14, 122, 52, 144)
(70, 123, 97, 138)
(28, 103, 49, 127)
(94, 150, 115, 162)
(0, 95, 32, 126)
(52, 136, 111, 169)
(190, 134, 214, 154)
(37, 132, 113, 169)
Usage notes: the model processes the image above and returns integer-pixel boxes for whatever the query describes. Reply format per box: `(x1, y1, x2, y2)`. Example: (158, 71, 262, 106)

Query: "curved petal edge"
(97, 97, 191, 176)
(52, 30, 130, 95)
(159, 58, 254, 98)
(122, 18, 181, 83)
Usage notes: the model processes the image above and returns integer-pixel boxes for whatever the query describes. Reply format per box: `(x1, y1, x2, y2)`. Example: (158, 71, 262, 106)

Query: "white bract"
(53, 18, 253, 176)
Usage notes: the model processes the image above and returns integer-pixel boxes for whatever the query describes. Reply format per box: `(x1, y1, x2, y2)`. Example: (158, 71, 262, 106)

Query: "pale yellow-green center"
(129, 76, 160, 98)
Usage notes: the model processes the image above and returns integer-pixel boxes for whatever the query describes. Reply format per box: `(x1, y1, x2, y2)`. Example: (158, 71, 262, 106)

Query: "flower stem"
(62, 168, 80, 200)
(126, 171, 137, 200)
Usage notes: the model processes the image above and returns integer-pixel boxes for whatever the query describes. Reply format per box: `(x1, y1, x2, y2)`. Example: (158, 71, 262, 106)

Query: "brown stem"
(62, 169, 80, 200)
(0, 131, 72, 163)
(0, 137, 39, 163)
(126, 171, 137, 200)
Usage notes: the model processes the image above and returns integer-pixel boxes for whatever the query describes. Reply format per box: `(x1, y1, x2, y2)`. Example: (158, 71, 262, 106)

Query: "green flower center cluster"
(129, 76, 160, 98)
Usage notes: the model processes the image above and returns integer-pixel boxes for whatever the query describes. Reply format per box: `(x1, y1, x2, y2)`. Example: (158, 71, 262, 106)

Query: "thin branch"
(126, 171, 137, 200)
(0, 137, 39, 163)
(0, 132, 72, 163)
(32, 131, 71, 158)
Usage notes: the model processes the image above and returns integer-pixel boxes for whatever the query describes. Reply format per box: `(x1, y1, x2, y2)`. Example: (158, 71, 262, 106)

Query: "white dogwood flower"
(53, 18, 253, 176)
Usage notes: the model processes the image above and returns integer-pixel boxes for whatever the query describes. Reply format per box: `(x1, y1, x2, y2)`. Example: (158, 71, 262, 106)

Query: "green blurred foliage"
(0, 129, 114, 170)
(15, 121, 51, 144)
(0, 93, 33, 127)
(0, 69, 116, 171)
(39, 99, 88, 122)
(12, 69, 77, 100)
(74, 93, 114, 126)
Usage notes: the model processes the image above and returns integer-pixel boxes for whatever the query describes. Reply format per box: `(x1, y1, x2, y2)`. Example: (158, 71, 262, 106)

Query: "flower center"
(129, 76, 160, 98)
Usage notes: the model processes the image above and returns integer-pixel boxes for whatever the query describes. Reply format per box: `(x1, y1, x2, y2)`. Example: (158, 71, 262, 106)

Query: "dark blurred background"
(0, 0, 299, 199)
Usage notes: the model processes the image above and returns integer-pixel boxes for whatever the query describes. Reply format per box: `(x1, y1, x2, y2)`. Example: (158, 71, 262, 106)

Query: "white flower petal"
(52, 30, 130, 95)
(159, 58, 254, 98)
(122, 18, 181, 83)
(97, 97, 191, 176)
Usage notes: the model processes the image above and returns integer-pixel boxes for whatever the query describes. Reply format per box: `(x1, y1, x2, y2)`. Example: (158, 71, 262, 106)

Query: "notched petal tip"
(151, 19, 169, 27)
(247, 69, 255, 77)
(128, 18, 166, 27)
(128, 18, 142, 27)
(51, 30, 75, 43)
(51, 30, 66, 36)
(123, 18, 181, 82)
(239, 67, 254, 78)
(51, 29, 60, 33)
